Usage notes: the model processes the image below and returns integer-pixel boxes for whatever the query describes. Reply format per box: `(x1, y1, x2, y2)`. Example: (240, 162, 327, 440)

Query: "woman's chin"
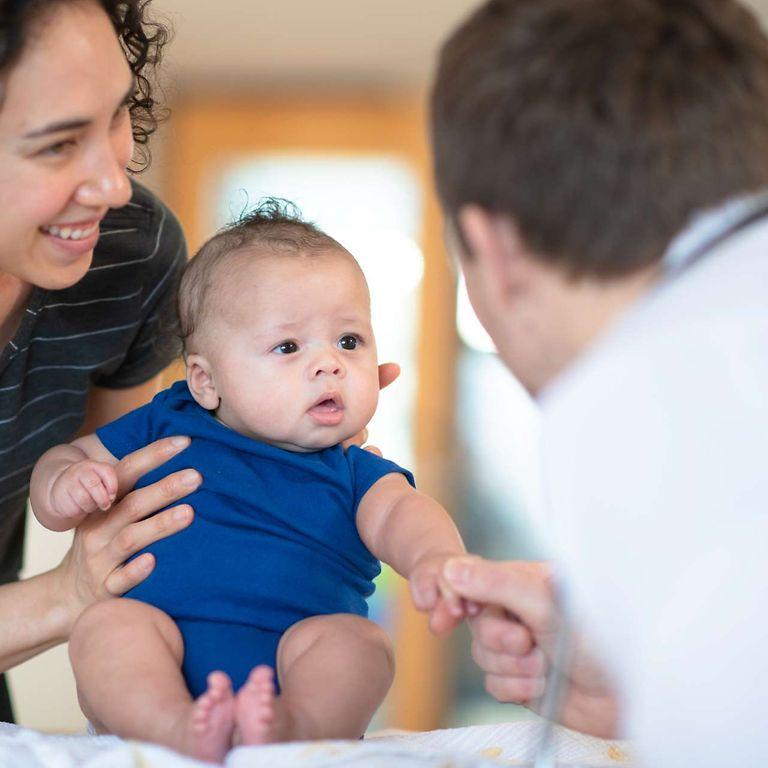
(36, 251, 95, 291)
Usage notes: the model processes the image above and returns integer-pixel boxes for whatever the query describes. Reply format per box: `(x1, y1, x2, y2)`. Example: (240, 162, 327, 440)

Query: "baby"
(30, 201, 466, 762)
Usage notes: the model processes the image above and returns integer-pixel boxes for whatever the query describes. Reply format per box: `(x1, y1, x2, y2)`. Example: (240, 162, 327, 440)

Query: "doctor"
(431, 1, 768, 765)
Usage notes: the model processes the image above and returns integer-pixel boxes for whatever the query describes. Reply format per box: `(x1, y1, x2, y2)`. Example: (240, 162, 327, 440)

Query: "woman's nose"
(76, 172, 132, 210)
(75, 148, 132, 210)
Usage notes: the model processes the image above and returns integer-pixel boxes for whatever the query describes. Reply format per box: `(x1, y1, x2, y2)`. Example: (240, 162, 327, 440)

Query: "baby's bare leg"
(236, 614, 394, 743)
(69, 598, 235, 762)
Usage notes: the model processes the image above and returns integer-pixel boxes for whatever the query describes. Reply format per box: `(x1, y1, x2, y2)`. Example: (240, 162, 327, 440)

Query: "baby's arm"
(30, 434, 118, 532)
(357, 473, 467, 634)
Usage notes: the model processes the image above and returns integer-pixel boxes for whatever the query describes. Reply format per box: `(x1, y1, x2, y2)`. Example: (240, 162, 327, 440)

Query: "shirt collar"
(663, 187, 768, 274)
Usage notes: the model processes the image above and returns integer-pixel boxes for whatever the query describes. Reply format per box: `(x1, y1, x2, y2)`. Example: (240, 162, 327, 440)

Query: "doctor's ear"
(186, 354, 220, 411)
(457, 205, 530, 297)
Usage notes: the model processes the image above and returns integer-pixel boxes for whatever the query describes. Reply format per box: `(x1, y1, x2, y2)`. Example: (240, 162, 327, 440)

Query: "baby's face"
(199, 250, 380, 452)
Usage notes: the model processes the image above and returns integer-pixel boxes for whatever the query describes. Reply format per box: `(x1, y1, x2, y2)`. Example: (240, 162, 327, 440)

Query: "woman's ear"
(186, 354, 219, 410)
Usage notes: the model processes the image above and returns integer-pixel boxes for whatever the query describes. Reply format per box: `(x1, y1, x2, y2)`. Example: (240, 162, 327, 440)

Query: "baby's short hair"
(177, 198, 347, 351)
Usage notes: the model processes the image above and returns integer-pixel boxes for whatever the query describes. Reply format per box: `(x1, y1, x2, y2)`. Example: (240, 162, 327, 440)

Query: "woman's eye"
(338, 335, 359, 350)
(40, 139, 77, 157)
(274, 341, 299, 355)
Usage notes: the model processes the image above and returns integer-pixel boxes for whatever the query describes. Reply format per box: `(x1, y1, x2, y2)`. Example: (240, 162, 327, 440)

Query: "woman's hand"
(443, 557, 620, 739)
(342, 362, 400, 454)
(53, 435, 199, 634)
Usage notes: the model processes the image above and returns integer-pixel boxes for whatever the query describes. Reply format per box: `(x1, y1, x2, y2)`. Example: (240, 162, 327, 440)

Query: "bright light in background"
(341, 230, 424, 297)
(456, 275, 496, 354)
(211, 155, 421, 238)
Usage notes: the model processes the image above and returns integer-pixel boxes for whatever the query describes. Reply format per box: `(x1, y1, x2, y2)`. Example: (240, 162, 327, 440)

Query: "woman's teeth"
(41, 223, 98, 241)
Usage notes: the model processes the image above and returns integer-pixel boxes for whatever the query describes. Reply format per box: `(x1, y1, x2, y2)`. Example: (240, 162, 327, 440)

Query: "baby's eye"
(338, 335, 359, 350)
(273, 340, 299, 355)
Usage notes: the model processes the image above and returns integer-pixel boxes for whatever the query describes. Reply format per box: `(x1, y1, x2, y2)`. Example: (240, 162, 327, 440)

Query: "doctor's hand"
(409, 552, 468, 635)
(442, 557, 620, 739)
(342, 362, 400, 455)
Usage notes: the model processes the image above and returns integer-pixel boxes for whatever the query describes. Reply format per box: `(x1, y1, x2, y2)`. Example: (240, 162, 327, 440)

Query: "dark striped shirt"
(0, 181, 186, 584)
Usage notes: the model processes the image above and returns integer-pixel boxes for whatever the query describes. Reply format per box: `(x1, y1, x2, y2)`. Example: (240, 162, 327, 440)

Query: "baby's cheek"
(246, 389, 293, 430)
(360, 379, 380, 423)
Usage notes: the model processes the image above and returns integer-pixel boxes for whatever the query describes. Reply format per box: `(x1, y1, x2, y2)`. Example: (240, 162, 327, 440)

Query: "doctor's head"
(431, 0, 768, 394)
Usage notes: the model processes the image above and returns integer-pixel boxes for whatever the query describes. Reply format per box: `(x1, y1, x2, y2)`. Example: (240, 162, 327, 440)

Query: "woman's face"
(0, 0, 135, 290)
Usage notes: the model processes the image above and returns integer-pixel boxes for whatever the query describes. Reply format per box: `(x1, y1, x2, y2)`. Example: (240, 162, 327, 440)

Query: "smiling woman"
(0, 0, 199, 725)
(0, 4, 135, 290)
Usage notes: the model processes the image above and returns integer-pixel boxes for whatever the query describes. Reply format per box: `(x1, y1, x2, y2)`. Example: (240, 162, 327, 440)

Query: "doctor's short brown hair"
(431, 0, 768, 278)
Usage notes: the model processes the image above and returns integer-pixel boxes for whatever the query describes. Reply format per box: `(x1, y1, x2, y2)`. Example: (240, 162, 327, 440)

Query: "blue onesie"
(96, 381, 414, 696)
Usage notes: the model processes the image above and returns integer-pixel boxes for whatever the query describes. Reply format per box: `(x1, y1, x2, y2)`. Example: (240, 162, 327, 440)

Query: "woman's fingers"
(109, 503, 194, 562)
(62, 490, 195, 610)
(341, 364, 399, 453)
(378, 362, 400, 390)
(104, 553, 156, 596)
(113, 436, 190, 498)
(99, 469, 200, 543)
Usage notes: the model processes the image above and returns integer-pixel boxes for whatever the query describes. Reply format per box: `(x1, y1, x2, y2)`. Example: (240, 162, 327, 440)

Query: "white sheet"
(0, 721, 634, 767)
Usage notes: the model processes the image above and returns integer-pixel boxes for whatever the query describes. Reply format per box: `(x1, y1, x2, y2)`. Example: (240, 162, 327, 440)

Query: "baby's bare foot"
(179, 671, 236, 762)
(236, 666, 291, 744)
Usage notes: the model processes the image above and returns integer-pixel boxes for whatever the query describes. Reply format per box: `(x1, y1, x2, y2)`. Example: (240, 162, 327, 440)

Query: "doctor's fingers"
(484, 672, 547, 705)
(468, 606, 535, 656)
(471, 640, 546, 678)
(442, 557, 556, 634)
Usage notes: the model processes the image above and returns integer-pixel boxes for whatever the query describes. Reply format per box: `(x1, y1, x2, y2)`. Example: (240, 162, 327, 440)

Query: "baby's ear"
(186, 355, 219, 410)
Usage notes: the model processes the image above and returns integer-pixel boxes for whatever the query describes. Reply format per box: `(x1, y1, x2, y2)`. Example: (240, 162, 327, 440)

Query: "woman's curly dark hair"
(0, 0, 169, 171)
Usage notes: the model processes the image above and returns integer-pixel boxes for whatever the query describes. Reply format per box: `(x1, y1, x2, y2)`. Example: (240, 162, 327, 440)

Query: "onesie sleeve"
(345, 446, 416, 511)
(96, 390, 167, 461)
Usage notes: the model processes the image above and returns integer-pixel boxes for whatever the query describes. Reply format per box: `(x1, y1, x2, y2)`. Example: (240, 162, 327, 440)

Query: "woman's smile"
(39, 219, 102, 260)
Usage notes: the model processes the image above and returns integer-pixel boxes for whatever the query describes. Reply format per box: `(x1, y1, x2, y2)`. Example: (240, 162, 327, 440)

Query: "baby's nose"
(313, 352, 345, 377)
(314, 361, 343, 377)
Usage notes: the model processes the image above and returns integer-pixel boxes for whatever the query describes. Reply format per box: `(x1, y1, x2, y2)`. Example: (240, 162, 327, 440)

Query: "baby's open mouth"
(308, 393, 345, 425)
(312, 396, 342, 412)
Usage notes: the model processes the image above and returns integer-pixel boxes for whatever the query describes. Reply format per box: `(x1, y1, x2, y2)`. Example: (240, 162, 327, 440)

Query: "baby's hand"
(409, 553, 470, 635)
(49, 460, 118, 520)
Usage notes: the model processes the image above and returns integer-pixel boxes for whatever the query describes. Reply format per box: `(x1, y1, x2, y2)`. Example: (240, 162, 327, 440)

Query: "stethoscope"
(532, 188, 768, 768)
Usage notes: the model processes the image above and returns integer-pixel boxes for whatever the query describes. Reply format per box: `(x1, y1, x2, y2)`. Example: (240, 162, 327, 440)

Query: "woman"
(0, 0, 396, 726)
(0, 0, 197, 722)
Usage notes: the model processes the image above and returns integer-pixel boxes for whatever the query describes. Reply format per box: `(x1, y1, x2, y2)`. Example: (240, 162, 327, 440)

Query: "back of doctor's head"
(431, 0, 768, 279)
